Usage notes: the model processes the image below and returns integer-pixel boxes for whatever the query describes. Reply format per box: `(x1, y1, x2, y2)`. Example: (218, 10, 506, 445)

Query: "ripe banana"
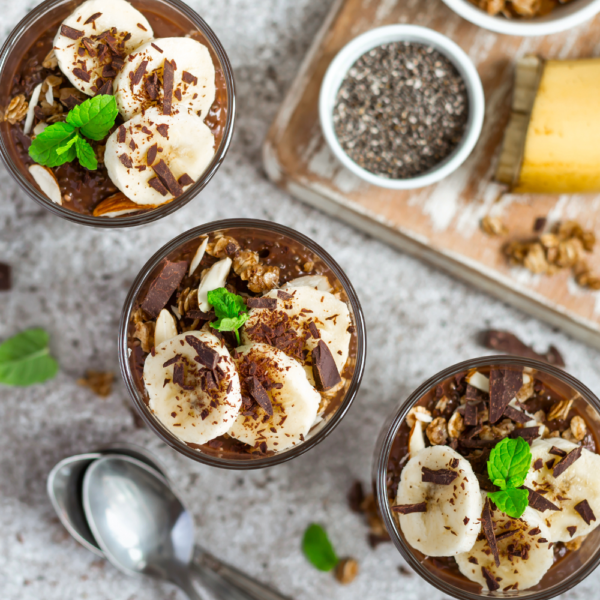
(54, 0, 153, 96)
(143, 331, 241, 445)
(227, 342, 321, 452)
(104, 107, 214, 205)
(524, 438, 600, 542)
(281, 275, 333, 293)
(114, 37, 216, 120)
(395, 445, 483, 556)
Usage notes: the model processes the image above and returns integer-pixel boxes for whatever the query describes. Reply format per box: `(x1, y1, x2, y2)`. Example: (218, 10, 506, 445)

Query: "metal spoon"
(47, 444, 167, 555)
(82, 455, 292, 600)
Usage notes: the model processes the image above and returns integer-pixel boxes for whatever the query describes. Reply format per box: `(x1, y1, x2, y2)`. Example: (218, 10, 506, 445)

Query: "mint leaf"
(302, 524, 339, 572)
(207, 288, 249, 344)
(487, 437, 532, 490)
(488, 488, 529, 519)
(66, 94, 118, 141)
(0, 328, 58, 386)
(28, 122, 77, 167)
(56, 135, 78, 156)
(75, 135, 98, 170)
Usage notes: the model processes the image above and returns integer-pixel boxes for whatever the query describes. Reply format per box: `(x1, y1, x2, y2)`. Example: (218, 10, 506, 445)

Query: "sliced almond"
(189, 236, 209, 276)
(406, 405, 433, 429)
(92, 192, 153, 218)
(465, 370, 490, 393)
(33, 122, 48, 136)
(23, 82, 43, 135)
(28, 164, 61, 205)
(198, 257, 232, 311)
(408, 420, 426, 458)
(154, 309, 178, 347)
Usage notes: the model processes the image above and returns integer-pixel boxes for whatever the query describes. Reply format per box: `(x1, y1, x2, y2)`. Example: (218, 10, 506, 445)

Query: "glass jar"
(119, 219, 367, 469)
(0, 0, 235, 227)
(373, 356, 600, 599)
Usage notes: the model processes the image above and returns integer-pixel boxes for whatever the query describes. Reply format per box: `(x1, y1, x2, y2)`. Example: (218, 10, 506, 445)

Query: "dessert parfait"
(376, 358, 600, 598)
(120, 220, 366, 468)
(0, 0, 233, 224)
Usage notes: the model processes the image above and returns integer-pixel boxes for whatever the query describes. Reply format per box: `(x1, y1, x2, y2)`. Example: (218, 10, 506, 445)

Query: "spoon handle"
(190, 546, 294, 600)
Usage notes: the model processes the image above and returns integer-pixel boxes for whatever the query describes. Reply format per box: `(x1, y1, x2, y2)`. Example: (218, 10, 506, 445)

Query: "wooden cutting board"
(263, 0, 600, 349)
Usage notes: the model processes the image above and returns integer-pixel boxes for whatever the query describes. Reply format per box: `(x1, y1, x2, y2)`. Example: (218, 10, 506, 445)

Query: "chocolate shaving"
(481, 330, 565, 368)
(119, 154, 133, 169)
(81, 37, 97, 57)
(495, 529, 518, 541)
(311, 339, 342, 391)
(525, 487, 560, 512)
(308, 322, 321, 339)
(174, 89, 182, 101)
(247, 376, 273, 416)
(162, 59, 175, 115)
(152, 159, 183, 197)
(145, 73, 158, 100)
(489, 368, 523, 423)
(246, 297, 277, 310)
(137, 23, 148, 31)
(73, 68, 91, 83)
(94, 80, 112, 97)
(60, 93, 83, 109)
(116, 125, 126, 144)
(111, 55, 125, 71)
(421, 467, 458, 485)
(172, 362, 185, 388)
(503, 405, 531, 424)
(533, 458, 543, 471)
(567, 526, 577, 537)
(84, 12, 102, 25)
(574, 499, 596, 525)
(141, 260, 188, 318)
(151, 43, 163, 53)
(481, 567, 500, 592)
(131, 60, 148, 86)
(552, 446, 582, 478)
(459, 437, 497, 449)
(147, 143, 158, 166)
(178, 173, 194, 187)
(481, 497, 500, 567)
(185, 335, 218, 370)
(102, 64, 117, 78)
(509, 426, 540, 443)
(549, 446, 567, 457)
(277, 290, 293, 300)
(148, 177, 168, 196)
(182, 70, 198, 85)
(156, 123, 169, 138)
(61, 25, 84, 40)
(392, 502, 427, 515)
(464, 402, 479, 426)
(0, 263, 11, 291)
(162, 356, 179, 368)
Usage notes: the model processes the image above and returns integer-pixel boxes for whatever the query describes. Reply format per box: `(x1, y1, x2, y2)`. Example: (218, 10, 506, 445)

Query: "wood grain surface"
(263, 0, 600, 348)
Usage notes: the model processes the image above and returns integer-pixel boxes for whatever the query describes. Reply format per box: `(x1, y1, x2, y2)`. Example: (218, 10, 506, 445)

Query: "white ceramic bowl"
(319, 25, 485, 190)
(441, 0, 600, 36)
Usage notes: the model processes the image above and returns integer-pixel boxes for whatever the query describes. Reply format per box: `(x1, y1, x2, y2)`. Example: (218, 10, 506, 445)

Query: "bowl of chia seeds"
(319, 25, 485, 190)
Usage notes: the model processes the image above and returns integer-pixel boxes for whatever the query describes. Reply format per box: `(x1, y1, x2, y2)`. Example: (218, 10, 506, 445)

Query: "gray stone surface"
(1, 0, 599, 598)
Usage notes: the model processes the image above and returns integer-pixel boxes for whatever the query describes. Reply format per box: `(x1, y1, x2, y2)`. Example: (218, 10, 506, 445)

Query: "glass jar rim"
(0, 0, 235, 228)
(374, 355, 600, 600)
(119, 218, 368, 469)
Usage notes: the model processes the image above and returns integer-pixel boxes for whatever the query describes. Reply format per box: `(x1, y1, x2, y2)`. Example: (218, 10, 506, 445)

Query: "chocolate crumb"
(0, 263, 11, 291)
(185, 335, 218, 370)
(117, 125, 126, 143)
(162, 59, 175, 115)
(156, 123, 169, 138)
(131, 60, 148, 86)
(533, 458, 543, 471)
(392, 502, 427, 514)
(567, 526, 577, 537)
(533, 217, 547, 233)
(149, 177, 168, 196)
(311, 339, 342, 391)
(348, 481, 365, 513)
(247, 297, 277, 310)
(525, 487, 560, 512)
(141, 260, 188, 318)
(503, 405, 530, 424)
(464, 402, 479, 426)
(182, 71, 198, 85)
(147, 143, 158, 165)
(552, 446, 582, 479)
(61, 25, 84, 39)
(495, 529, 518, 541)
(481, 497, 500, 567)
(549, 446, 567, 457)
(421, 467, 458, 485)
(151, 43, 163, 53)
(574, 499, 596, 525)
(277, 290, 293, 300)
(178, 173, 194, 187)
(489, 368, 523, 423)
(308, 322, 321, 339)
(119, 154, 133, 168)
(84, 12, 102, 25)
(482, 567, 500, 591)
(73, 68, 91, 82)
(509, 426, 540, 443)
(153, 159, 183, 197)
(94, 80, 112, 96)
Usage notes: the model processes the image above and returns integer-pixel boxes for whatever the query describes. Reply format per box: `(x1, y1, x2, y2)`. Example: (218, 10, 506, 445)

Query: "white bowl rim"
(441, 0, 600, 36)
(318, 24, 485, 190)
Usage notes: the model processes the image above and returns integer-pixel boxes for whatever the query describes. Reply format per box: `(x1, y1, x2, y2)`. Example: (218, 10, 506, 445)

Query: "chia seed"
(332, 42, 469, 180)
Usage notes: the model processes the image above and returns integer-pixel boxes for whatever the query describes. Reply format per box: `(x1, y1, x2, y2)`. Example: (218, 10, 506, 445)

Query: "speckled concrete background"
(1, 1, 600, 598)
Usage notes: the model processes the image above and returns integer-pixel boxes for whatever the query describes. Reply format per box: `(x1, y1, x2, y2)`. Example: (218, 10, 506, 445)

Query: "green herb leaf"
(0, 328, 58, 387)
(28, 122, 77, 167)
(487, 437, 532, 490)
(75, 135, 98, 170)
(66, 94, 119, 141)
(55, 134, 78, 156)
(488, 488, 529, 519)
(302, 524, 339, 572)
(207, 288, 249, 344)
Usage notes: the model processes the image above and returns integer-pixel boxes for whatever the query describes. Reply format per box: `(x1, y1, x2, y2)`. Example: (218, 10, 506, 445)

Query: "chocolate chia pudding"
(120, 221, 366, 468)
(0, 0, 233, 224)
(375, 358, 600, 597)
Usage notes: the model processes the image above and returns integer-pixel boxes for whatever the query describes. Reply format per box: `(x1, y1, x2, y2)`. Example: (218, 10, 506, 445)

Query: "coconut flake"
(189, 236, 208, 276)
(33, 122, 48, 136)
(197, 257, 232, 311)
(28, 165, 62, 205)
(466, 370, 490, 393)
(45, 83, 54, 106)
(23, 83, 43, 135)
(154, 309, 178, 347)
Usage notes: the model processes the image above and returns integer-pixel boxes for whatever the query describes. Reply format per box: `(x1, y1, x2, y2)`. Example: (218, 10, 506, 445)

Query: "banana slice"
(143, 331, 242, 445)
(281, 275, 333, 293)
(54, 0, 153, 96)
(524, 438, 600, 542)
(104, 107, 214, 205)
(242, 286, 351, 384)
(395, 445, 483, 556)
(227, 342, 321, 452)
(456, 505, 553, 591)
(114, 38, 216, 120)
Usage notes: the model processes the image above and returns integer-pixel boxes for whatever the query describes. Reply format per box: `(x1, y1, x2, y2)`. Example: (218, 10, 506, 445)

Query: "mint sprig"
(28, 95, 117, 171)
(487, 437, 532, 518)
(302, 524, 339, 572)
(207, 288, 248, 345)
(0, 328, 58, 386)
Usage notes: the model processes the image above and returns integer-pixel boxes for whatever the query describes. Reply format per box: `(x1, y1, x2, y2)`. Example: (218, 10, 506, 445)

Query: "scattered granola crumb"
(481, 215, 508, 236)
(4, 94, 28, 124)
(335, 557, 359, 585)
(77, 371, 114, 397)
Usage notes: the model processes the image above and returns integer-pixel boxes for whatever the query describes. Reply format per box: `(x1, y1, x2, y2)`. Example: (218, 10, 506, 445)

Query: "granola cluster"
(469, 0, 574, 18)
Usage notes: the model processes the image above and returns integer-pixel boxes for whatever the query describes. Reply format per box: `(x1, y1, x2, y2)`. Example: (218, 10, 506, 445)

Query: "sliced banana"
(524, 437, 600, 542)
(143, 331, 241, 445)
(281, 275, 333, 293)
(227, 342, 321, 452)
(54, 0, 153, 96)
(456, 505, 553, 591)
(242, 286, 351, 384)
(114, 37, 216, 120)
(395, 445, 483, 556)
(104, 107, 214, 205)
